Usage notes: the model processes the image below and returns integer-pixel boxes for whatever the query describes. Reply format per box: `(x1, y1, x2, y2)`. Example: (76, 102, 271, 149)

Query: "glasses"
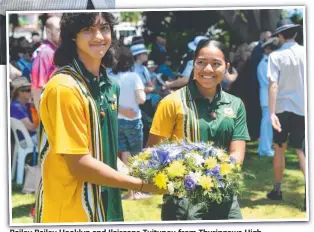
(19, 88, 31, 93)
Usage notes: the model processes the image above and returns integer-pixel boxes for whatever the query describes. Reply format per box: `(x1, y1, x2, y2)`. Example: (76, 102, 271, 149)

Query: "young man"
(267, 18, 305, 208)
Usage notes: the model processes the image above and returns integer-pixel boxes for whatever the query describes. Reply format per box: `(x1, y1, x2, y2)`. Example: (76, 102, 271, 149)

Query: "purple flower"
(148, 160, 160, 169)
(230, 156, 237, 163)
(184, 176, 196, 191)
(203, 147, 218, 158)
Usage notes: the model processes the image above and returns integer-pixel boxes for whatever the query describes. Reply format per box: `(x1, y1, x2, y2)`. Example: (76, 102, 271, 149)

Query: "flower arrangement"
(128, 141, 245, 204)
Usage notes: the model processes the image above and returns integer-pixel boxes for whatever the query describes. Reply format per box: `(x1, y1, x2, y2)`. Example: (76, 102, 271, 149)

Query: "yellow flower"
(221, 163, 233, 175)
(153, 172, 168, 190)
(204, 157, 217, 169)
(199, 175, 214, 190)
(138, 148, 152, 160)
(166, 160, 187, 179)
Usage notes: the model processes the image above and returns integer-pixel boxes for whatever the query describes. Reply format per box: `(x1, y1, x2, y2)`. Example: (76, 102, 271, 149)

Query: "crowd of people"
(8, 12, 305, 222)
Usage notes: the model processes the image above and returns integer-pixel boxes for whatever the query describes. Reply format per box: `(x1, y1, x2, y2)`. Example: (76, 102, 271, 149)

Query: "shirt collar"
(45, 40, 57, 50)
(281, 41, 297, 49)
(188, 80, 230, 104)
(74, 58, 110, 86)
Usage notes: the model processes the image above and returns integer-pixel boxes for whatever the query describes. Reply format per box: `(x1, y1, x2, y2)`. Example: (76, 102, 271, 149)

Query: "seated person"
(10, 77, 39, 146)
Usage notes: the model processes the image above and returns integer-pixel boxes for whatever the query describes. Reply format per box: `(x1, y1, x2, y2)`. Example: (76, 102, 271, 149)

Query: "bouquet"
(128, 141, 245, 205)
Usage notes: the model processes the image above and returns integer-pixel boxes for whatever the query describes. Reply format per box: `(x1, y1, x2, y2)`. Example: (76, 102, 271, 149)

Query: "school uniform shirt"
(267, 41, 305, 116)
(35, 58, 122, 222)
(150, 80, 250, 150)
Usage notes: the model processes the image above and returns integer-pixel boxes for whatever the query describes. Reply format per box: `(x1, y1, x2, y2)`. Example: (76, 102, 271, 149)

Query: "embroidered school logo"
(112, 94, 117, 110)
(223, 107, 236, 118)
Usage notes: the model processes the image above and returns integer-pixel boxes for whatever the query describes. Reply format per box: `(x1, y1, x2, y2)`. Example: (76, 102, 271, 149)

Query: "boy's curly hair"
(54, 12, 119, 68)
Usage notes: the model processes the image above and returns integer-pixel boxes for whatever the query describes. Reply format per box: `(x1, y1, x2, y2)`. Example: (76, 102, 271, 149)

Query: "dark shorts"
(118, 119, 143, 155)
(161, 195, 242, 220)
(273, 112, 305, 149)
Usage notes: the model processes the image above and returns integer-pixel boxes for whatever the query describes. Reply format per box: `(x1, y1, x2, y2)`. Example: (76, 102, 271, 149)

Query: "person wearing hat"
(10, 77, 39, 146)
(130, 42, 155, 146)
(267, 18, 305, 207)
(257, 37, 280, 157)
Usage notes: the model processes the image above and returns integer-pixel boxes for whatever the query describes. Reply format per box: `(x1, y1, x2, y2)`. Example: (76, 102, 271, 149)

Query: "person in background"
(31, 16, 61, 111)
(10, 77, 39, 146)
(267, 19, 305, 210)
(257, 37, 280, 157)
(130, 42, 155, 146)
(16, 40, 34, 81)
(111, 46, 150, 200)
(149, 32, 167, 66)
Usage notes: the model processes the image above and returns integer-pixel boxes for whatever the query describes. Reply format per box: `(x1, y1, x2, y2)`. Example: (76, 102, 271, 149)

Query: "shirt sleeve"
(180, 60, 193, 77)
(133, 73, 145, 90)
(31, 50, 55, 89)
(10, 103, 29, 120)
(267, 53, 280, 83)
(44, 85, 89, 155)
(232, 100, 250, 141)
(150, 96, 177, 138)
(143, 66, 152, 83)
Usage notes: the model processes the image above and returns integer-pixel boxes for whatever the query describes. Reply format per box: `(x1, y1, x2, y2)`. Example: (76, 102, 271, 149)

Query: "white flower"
(192, 154, 205, 167)
(189, 171, 202, 183)
(167, 182, 175, 195)
(131, 160, 140, 168)
(169, 149, 182, 158)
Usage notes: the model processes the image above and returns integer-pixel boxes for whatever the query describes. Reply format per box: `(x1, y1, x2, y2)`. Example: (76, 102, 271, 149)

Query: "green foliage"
(120, 12, 142, 23)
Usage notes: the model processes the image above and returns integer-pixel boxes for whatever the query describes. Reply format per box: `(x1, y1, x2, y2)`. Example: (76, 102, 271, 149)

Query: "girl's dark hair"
(194, 39, 228, 63)
(54, 13, 119, 68)
(112, 46, 134, 74)
(280, 27, 298, 40)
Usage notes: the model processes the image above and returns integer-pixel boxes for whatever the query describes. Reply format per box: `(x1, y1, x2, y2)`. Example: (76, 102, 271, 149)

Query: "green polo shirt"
(150, 80, 250, 151)
(76, 60, 124, 222)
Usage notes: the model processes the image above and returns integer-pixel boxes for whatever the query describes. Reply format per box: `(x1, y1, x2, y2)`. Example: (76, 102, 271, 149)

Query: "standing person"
(130, 42, 155, 146)
(34, 12, 165, 223)
(111, 46, 150, 200)
(149, 32, 167, 66)
(147, 39, 250, 220)
(257, 37, 280, 157)
(31, 16, 61, 111)
(267, 18, 305, 206)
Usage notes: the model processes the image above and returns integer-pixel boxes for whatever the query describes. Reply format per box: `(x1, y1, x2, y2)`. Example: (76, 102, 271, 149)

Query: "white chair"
(10, 118, 36, 185)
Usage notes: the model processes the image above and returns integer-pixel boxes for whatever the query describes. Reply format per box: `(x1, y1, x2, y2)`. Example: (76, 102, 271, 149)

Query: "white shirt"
(133, 63, 152, 100)
(268, 41, 305, 116)
(257, 55, 270, 107)
(111, 71, 144, 120)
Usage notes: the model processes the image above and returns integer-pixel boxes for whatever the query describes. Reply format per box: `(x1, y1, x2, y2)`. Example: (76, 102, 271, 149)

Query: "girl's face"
(193, 45, 229, 90)
(75, 15, 112, 61)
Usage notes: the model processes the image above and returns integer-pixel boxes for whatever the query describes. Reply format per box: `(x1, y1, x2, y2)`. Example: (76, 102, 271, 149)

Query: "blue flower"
(205, 166, 221, 177)
(155, 149, 170, 165)
(175, 153, 184, 160)
(203, 147, 218, 158)
(184, 176, 196, 191)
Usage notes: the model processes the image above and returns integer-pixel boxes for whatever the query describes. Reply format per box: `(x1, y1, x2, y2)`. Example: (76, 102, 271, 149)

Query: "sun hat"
(262, 37, 280, 49)
(188, 35, 209, 51)
(11, 77, 31, 96)
(130, 43, 150, 56)
(272, 18, 300, 37)
(147, 60, 157, 68)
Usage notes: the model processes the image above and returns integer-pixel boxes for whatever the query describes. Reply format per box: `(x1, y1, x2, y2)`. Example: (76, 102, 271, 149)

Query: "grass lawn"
(11, 142, 306, 223)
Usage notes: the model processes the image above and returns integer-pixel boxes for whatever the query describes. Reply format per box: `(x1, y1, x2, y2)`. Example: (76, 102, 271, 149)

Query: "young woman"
(147, 39, 250, 220)
(34, 13, 165, 223)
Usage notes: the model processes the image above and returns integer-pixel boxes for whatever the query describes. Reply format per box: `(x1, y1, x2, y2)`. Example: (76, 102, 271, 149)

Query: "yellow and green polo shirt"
(150, 80, 250, 150)
(34, 59, 122, 223)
